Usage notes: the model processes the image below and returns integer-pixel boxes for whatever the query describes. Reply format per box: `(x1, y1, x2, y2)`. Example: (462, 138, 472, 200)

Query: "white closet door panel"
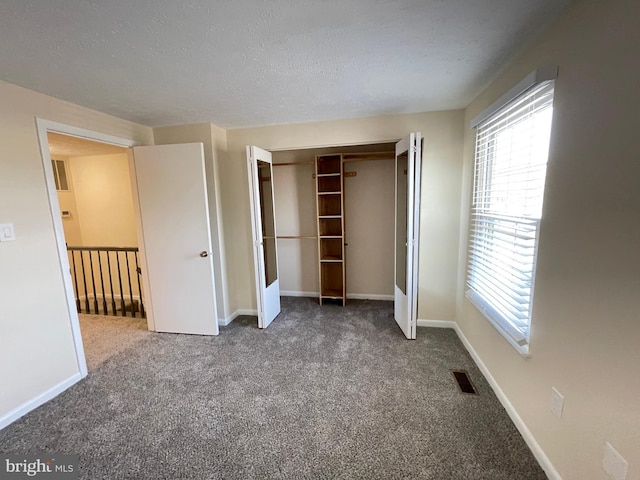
(394, 133, 421, 339)
(247, 145, 281, 328)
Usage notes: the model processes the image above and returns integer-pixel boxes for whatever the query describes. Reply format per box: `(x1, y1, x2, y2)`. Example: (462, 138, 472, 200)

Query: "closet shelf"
(321, 289, 345, 299)
(316, 154, 346, 306)
(277, 235, 317, 240)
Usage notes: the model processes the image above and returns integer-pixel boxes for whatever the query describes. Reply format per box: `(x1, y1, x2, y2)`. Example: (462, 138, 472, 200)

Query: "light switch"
(0, 223, 16, 242)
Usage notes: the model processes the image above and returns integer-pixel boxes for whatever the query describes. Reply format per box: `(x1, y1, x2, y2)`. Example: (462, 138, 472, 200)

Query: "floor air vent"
(452, 370, 478, 395)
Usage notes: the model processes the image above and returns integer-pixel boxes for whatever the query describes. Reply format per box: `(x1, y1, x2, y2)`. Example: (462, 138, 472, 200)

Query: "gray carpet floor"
(78, 313, 150, 371)
(0, 297, 547, 479)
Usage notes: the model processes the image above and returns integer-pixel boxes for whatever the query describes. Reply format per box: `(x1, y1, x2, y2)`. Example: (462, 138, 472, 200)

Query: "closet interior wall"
(271, 143, 396, 301)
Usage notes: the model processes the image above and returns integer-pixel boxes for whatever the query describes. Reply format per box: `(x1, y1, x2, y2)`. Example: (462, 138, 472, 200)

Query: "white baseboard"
(280, 291, 394, 301)
(417, 319, 457, 328)
(219, 309, 258, 326)
(0, 372, 82, 430)
(280, 291, 318, 298)
(217, 316, 233, 327)
(451, 324, 562, 480)
(346, 293, 394, 301)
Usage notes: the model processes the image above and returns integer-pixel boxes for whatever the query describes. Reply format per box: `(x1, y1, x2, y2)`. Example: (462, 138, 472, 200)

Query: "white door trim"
(35, 118, 141, 378)
(410, 132, 422, 337)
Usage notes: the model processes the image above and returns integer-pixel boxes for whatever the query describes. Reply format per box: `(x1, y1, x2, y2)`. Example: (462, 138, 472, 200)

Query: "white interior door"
(132, 143, 218, 335)
(394, 133, 422, 339)
(247, 145, 281, 328)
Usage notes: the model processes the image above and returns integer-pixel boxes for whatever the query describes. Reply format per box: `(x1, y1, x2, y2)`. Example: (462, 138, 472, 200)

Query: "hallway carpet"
(78, 313, 150, 371)
(0, 297, 547, 479)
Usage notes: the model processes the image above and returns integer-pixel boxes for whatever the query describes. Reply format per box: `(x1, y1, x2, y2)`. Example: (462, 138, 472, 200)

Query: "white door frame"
(35, 118, 142, 378)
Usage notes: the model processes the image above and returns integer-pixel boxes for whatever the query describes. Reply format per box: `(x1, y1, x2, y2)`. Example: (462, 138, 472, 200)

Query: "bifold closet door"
(246, 145, 281, 328)
(394, 133, 422, 339)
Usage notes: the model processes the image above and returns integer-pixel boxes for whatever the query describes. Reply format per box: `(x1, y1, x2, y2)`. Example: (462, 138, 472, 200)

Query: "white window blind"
(466, 81, 554, 353)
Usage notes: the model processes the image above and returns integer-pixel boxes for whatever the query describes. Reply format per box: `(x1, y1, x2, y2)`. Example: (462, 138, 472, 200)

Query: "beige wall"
(344, 158, 395, 298)
(270, 158, 318, 295)
(457, 1, 640, 478)
(67, 153, 137, 247)
(153, 124, 230, 321)
(225, 111, 465, 319)
(0, 80, 152, 423)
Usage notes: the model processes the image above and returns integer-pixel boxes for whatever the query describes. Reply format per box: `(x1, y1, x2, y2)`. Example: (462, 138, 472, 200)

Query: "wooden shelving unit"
(315, 154, 346, 305)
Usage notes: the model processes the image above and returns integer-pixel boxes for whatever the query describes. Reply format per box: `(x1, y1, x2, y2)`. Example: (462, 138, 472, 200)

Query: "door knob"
(200, 251, 209, 257)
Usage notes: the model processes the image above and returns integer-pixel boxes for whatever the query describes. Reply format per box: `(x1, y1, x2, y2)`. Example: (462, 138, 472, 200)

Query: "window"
(51, 159, 69, 191)
(466, 76, 555, 354)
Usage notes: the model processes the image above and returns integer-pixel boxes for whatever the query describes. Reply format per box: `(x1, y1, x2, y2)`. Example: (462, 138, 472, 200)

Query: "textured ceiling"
(0, 1, 570, 129)
(48, 132, 127, 157)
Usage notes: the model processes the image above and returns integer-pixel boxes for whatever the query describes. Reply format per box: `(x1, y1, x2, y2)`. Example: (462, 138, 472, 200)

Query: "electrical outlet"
(603, 442, 628, 480)
(549, 387, 564, 418)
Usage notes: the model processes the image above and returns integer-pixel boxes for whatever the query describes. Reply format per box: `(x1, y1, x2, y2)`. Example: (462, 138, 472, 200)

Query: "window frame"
(51, 158, 70, 191)
(466, 68, 557, 356)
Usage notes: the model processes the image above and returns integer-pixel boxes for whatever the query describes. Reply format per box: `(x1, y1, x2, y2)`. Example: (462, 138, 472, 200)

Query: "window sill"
(465, 290, 531, 358)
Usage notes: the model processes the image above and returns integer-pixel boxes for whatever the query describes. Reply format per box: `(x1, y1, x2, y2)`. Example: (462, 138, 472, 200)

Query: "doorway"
(38, 121, 223, 377)
(47, 131, 149, 372)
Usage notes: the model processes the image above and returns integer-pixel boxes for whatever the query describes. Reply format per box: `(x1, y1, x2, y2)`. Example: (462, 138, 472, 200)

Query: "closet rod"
(276, 235, 317, 240)
(273, 161, 315, 167)
(273, 152, 394, 166)
(342, 151, 395, 163)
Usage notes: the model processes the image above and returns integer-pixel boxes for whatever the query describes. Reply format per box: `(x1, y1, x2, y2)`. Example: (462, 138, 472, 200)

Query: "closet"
(247, 133, 422, 338)
(270, 144, 396, 306)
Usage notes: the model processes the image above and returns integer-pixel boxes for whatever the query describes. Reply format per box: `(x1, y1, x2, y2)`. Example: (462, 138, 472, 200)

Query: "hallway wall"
(67, 153, 137, 247)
